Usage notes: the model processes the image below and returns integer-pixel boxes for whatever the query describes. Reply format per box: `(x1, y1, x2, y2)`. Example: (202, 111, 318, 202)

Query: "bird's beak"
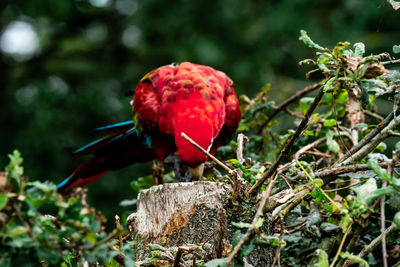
(188, 163, 204, 180)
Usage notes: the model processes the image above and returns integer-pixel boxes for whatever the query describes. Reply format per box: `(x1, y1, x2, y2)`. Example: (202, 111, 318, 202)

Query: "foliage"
(218, 31, 400, 267)
(3, 29, 400, 265)
(1, 1, 400, 265)
(1, 0, 400, 225)
(0, 150, 134, 266)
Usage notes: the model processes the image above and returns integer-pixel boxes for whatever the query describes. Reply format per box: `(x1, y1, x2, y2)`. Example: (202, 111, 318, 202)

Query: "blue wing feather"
(94, 121, 134, 132)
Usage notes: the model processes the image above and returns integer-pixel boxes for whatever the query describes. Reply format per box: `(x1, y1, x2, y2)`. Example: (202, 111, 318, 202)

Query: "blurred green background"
(1, 0, 399, 226)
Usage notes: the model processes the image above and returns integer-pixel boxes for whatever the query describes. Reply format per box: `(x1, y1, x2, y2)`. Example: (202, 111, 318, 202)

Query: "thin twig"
(237, 134, 248, 164)
(272, 215, 284, 267)
(381, 179, 388, 267)
(381, 58, 400, 65)
(279, 173, 294, 191)
(110, 246, 126, 266)
(334, 110, 396, 166)
(181, 132, 233, 174)
(294, 137, 327, 160)
(329, 223, 352, 267)
(181, 132, 241, 201)
(381, 152, 397, 267)
(283, 107, 304, 119)
(340, 111, 400, 165)
(357, 223, 397, 259)
(364, 110, 384, 122)
(389, 130, 400, 137)
(261, 81, 323, 128)
(227, 173, 277, 266)
(324, 180, 365, 192)
(173, 248, 184, 267)
(115, 215, 123, 249)
(247, 84, 325, 196)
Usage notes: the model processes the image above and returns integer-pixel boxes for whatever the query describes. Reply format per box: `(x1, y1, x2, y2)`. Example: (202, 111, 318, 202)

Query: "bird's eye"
(170, 62, 179, 67)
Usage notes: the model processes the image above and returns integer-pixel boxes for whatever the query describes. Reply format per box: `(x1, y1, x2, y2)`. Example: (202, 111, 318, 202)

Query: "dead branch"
(334, 110, 396, 166)
(247, 84, 326, 196)
(262, 81, 323, 128)
(340, 111, 400, 165)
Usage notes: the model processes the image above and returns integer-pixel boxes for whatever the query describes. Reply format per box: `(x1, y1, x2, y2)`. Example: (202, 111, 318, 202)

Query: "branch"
(181, 132, 241, 201)
(334, 110, 396, 166)
(226, 173, 277, 266)
(381, 58, 400, 65)
(236, 133, 248, 164)
(329, 223, 352, 267)
(269, 161, 400, 219)
(340, 111, 400, 165)
(262, 81, 323, 128)
(181, 132, 233, 174)
(247, 84, 325, 195)
(357, 223, 397, 259)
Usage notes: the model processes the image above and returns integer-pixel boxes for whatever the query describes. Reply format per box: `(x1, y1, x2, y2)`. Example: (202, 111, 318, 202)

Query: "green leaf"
(395, 141, 400, 154)
(322, 204, 333, 214)
(353, 42, 365, 56)
(232, 230, 243, 248)
(352, 178, 377, 205)
(261, 235, 282, 246)
(255, 217, 264, 228)
(375, 142, 387, 152)
(312, 249, 329, 267)
(299, 97, 315, 114)
(240, 238, 255, 257)
(365, 186, 395, 206)
(119, 198, 137, 207)
(299, 30, 325, 51)
(232, 221, 252, 228)
(5, 150, 24, 182)
(310, 189, 324, 204)
(342, 213, 352, 233)
(7, 226, 30, 237)
(394, 212, 400, 229)
(340, 252, 369, 267)
(323, 119, 337, 127)
(368, 159, 391, 181)
(0, 193, 9, 210)
(27, 181, 57, 193)
(147, 243, 165, 251)
(326, 131, 340, 153)
(394, 45, 400, 54)
(204, 258, 228, 267)
(85, 231, 96, 245)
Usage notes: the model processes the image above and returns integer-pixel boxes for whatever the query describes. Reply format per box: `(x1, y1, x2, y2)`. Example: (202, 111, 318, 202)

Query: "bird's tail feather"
(58, 122, 155, 194)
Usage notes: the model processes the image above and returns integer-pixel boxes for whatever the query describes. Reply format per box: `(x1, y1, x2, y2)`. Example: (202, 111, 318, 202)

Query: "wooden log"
(127, 181, 273, 266)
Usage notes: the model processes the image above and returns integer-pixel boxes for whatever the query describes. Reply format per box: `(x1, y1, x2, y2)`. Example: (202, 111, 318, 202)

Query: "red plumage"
(58, 62, 241, 194)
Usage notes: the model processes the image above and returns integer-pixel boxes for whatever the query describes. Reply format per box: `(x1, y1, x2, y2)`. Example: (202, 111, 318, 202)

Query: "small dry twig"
(181, 132, 233, 174)
(227, 173, 277, 266)
(181, 132, 242, 202)
(236, 133, 248, 164)
(272, 215, 284, 267)
(329, 223, 352, 267)
(115, 215, 123, 249)
(364, 109, 384, 122)
(261, 81, 323, 128)
(357, 223, 397, 259)
(334, 110, 396, 166)
(247, 84, 326, 196)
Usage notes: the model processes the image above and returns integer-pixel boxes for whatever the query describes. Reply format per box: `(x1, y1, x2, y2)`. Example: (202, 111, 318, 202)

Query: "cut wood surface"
(128, 181, 273, 266)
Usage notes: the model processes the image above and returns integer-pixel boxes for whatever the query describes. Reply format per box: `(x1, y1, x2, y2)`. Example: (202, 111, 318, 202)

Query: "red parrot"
(58, 62, 241, 194)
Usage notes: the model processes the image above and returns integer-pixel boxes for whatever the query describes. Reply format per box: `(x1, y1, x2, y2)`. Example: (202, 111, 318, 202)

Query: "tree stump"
(127, 181, 274, 266)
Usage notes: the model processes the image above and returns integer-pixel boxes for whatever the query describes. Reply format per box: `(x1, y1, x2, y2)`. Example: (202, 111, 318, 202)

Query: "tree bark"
(127, 181, 274, 266)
